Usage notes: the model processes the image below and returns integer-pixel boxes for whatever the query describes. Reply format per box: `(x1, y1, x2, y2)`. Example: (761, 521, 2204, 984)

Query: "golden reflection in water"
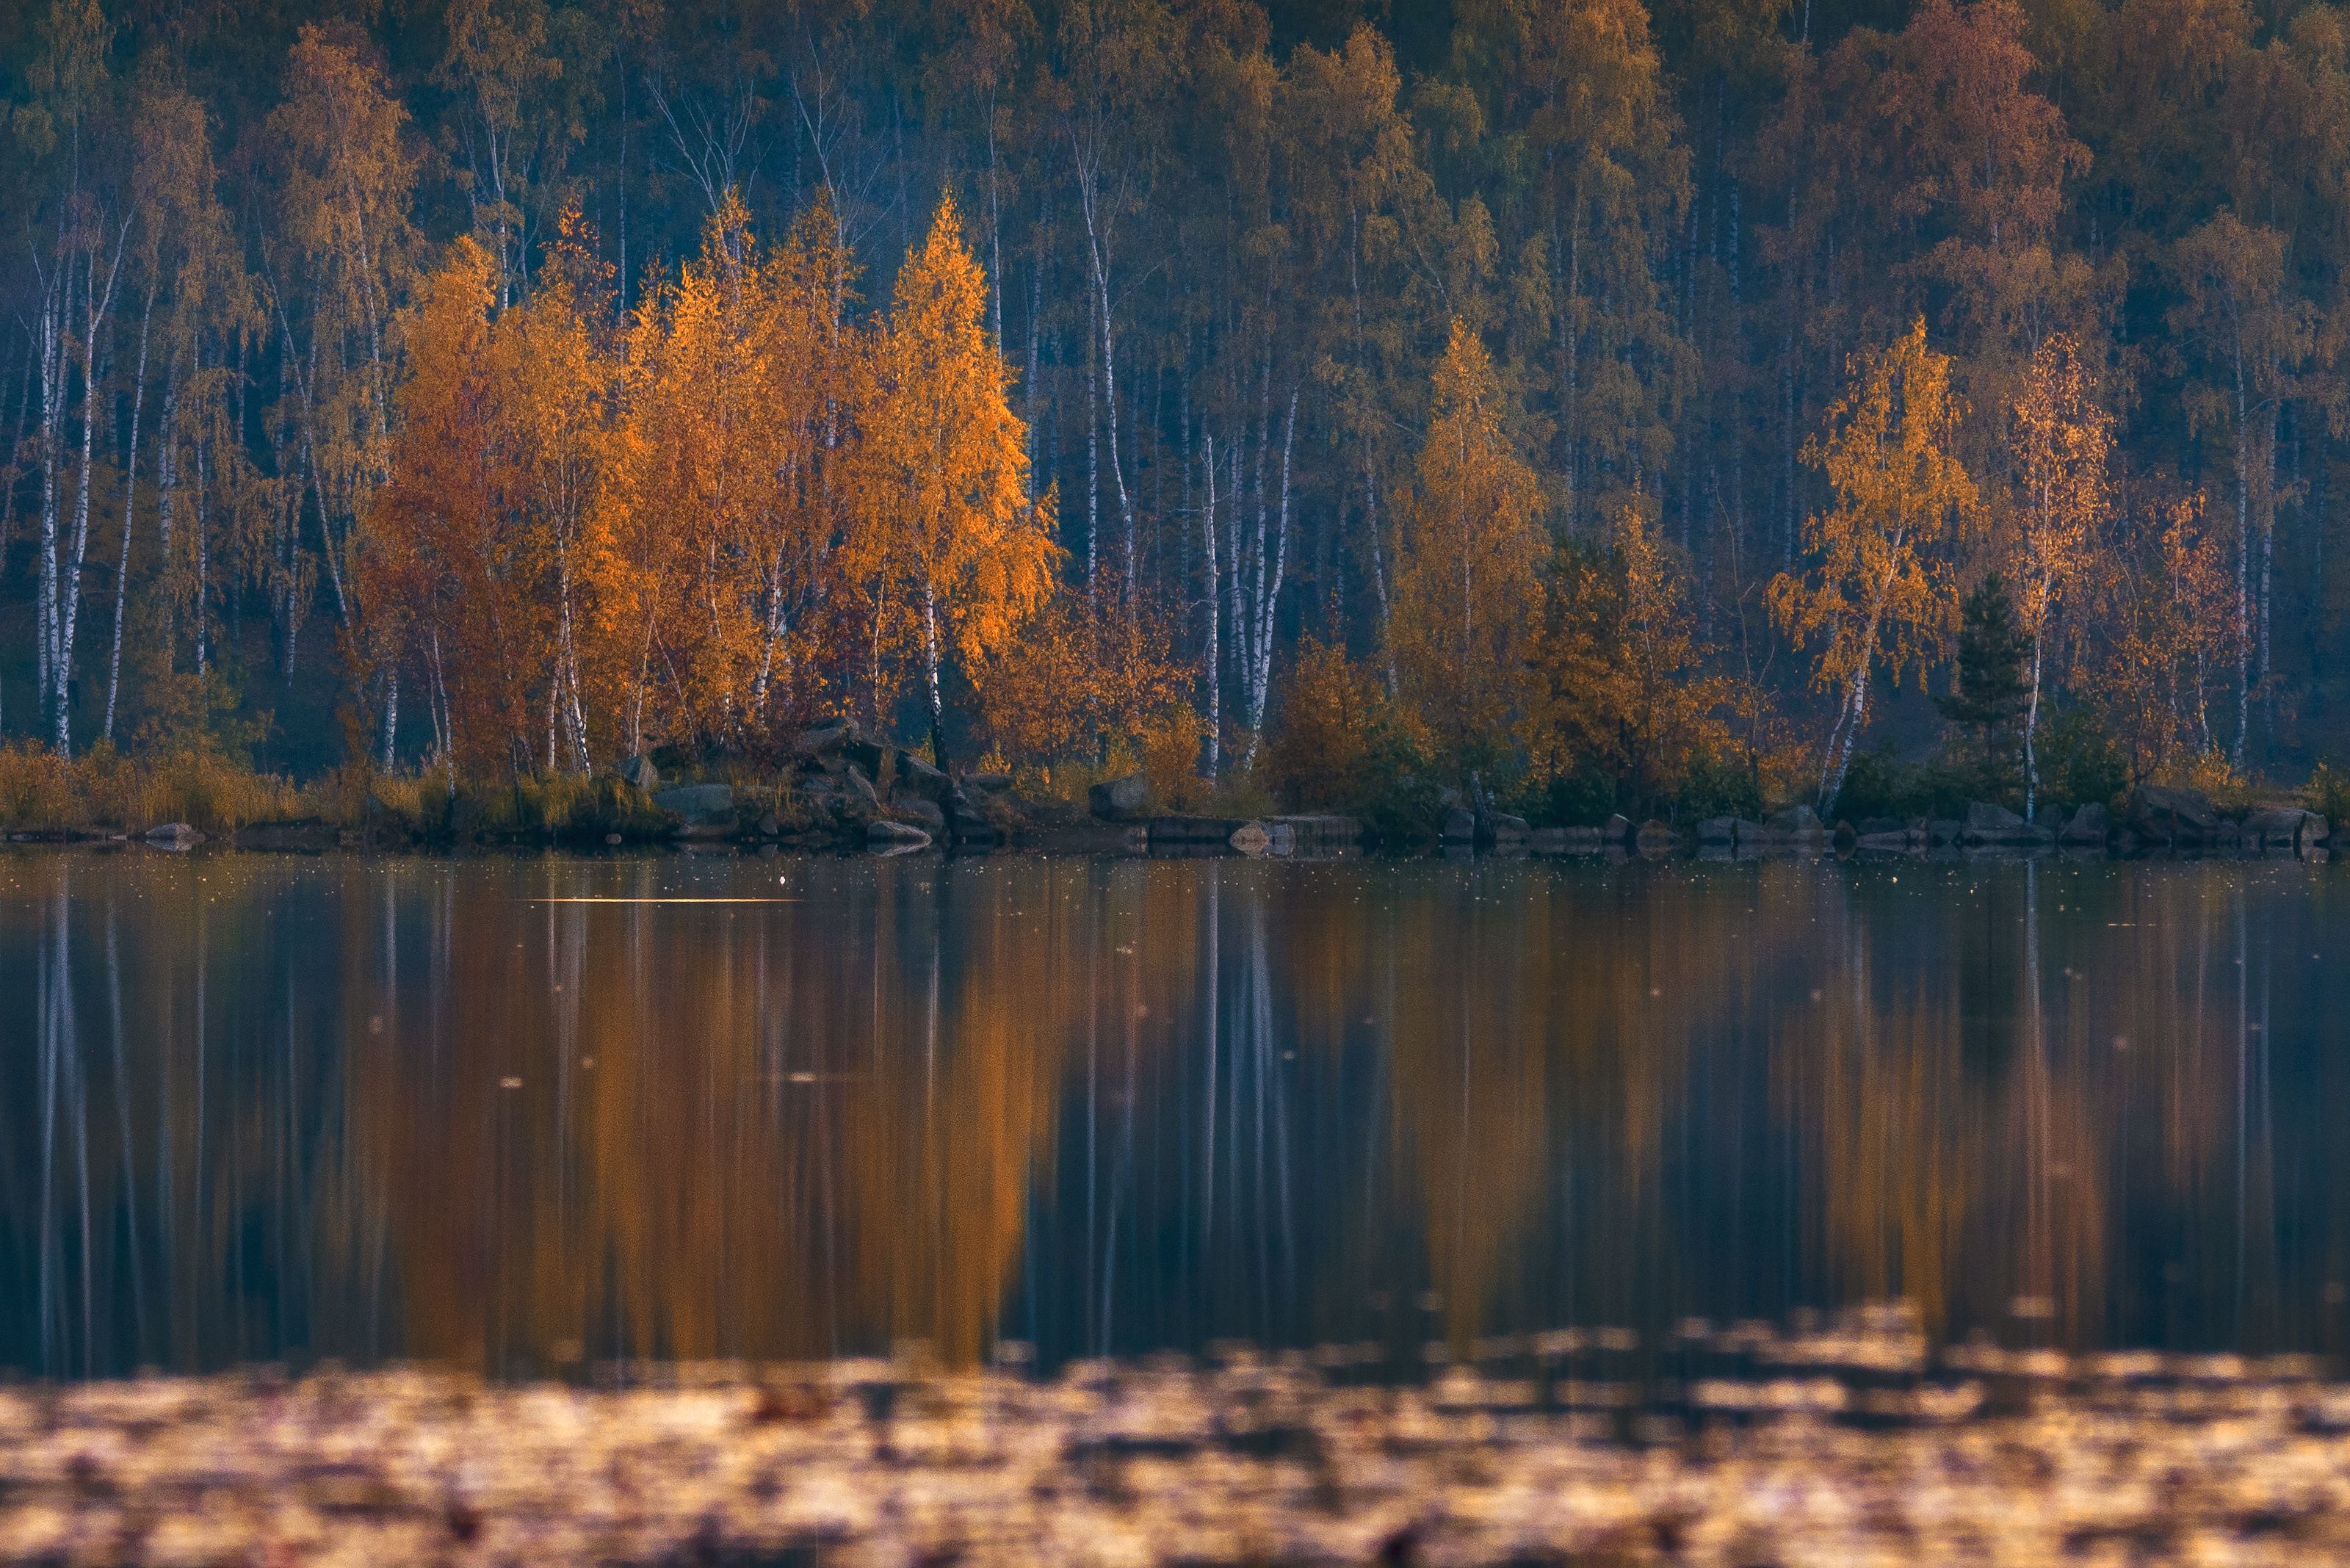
(3, 852, 2349, 1377)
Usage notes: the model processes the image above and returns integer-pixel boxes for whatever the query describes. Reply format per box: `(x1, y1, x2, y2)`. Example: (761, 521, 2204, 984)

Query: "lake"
(3, 848, 2346, 1381)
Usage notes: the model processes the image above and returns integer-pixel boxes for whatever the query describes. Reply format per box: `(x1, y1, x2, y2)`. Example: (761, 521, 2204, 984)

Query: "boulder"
(1229, 821, 1273, 855)
(867, 819, 932, 851)
(1926, 817, 1963, 845)
(617, 754, 660, 792)
(145, 821, 203, 850)
(1766, 804, 1825, 840)
(967, 771, 1014, 794)
(1602, 813, 1635, 843)
(791, 720, 850, 759)
(845, 765, 882, 811)
(1696, 816, 1737, 845)
(2058, 802, 2111, 845)
(2129, 784, 2218, 841)
(2305, 813, 2332, 851)
(2242, 805, 2308, 850)
(1441, 807, 1478, 843)
(1962, 801, 2033, 844)
(1088, 770, 1152, 820)
(1483, 811, 1532, 842)
(947, 798, 1003, 844)
(895, 749, 952, 801)
(654, 783, 734, 822)
(1636, 818, 1677, 850)
(1855, 830, 1912, 851)
(1856, 817, 1906, 837)
(1732, 817, 1769, 845)
(893, 797, 948, 836)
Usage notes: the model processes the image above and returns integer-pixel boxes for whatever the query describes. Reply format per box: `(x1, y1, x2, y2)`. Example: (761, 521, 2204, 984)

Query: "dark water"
(4, 848, 2349, 1380)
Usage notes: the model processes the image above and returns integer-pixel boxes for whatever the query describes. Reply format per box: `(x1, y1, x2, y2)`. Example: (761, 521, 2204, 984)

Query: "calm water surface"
(4, 849, 2347, 1379)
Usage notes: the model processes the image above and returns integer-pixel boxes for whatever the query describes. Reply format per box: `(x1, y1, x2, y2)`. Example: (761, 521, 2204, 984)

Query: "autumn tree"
(2006, 332, 2111, 814)
(1770, 318, 1975, 814)
(853, 194, 1055, 770)
(2169, 214, 2315, 766)
(1528, 505, 1732, 812)
(1391, 321, 1548, 773)
(266, 24, 422, 764)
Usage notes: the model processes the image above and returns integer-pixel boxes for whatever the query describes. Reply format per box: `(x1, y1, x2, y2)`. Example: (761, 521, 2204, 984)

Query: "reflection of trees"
(4, 853, 2349, 1377)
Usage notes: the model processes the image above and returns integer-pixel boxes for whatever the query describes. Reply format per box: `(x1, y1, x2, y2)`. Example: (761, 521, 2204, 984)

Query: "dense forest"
(2, 0, 2346, 822)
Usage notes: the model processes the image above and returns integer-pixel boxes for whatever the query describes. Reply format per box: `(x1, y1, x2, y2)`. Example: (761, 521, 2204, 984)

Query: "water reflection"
(1, 850, 2346, 1378)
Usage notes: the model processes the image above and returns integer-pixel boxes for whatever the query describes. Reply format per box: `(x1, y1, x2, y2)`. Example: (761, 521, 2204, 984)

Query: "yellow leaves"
(1527, 506, 1732, 805)
(372, 187, 1059, 775)
(855, 194, 1056, 670)
(1771, 317, 1973, 696)
(1392, 319, 1547, 766)
(2007, 330, 2110, 638)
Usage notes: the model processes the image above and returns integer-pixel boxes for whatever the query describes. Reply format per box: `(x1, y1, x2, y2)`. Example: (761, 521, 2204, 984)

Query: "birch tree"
(1769, 317, 1974, 814)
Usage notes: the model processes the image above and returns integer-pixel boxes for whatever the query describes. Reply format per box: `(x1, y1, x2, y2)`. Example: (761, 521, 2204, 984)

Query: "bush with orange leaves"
(975, 576, 1201, 799)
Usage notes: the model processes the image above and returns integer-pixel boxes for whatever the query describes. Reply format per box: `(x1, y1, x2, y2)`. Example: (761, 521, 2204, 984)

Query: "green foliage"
(2309, 762, 2350, 825)
(1672, 749, 1765, 823)
(1934, 574, 2030, 806)
(2036, 707, 2128, 810)
(1835, 744, 1973, 824)
(1265, 640, 1445, 837)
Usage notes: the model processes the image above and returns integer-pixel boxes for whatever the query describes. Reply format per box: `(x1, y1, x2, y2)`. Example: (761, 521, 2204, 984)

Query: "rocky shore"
(7, 1310, 2350, 1564)
(2, 718, 2335, 864)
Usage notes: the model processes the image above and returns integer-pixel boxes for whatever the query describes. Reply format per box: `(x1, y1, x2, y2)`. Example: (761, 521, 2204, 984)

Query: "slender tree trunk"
(57, 231, 129, 756)
(1201, 431, 1221, 779)
(153, 337, 182, 673)
(2231, 338, 2251, 766)
(37, 267, 68, 734)
(923, 583, 947, 773)
(1240, 389, 1297, 773)
(2025, 627, 2044, 818)
(104, 282, 156, 745)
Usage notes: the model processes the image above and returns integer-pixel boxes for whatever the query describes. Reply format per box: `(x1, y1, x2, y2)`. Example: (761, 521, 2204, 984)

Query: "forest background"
(0, 0, 2340, 830)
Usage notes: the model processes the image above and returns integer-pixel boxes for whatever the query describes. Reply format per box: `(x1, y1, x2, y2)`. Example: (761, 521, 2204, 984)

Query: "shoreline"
(6, 1315, 2350, 1564)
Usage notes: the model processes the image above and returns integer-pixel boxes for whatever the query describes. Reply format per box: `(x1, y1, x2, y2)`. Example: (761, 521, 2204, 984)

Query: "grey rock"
(145, 822, 203, 849)
(654, 783, 734, 822)
(895, 749, 952, 801)
(968, 771, 1014, 794)
(845, 765, 882, 810)
(2129, 784, 2219, 839)
(1696, 816, 1737, 844)
(1483, 811, 1531, 840)
(893, 797, 948, 836)
(1963, 801, 2032, 843)
(1732, 817, 1769, 844)
(1636, 819, 1677, 848)
(1441, 808, 1478, 842)
(792, 720, 850, 759)
(2058, 802, 2111, 845)
(1767, 804, 1824, 839)
(1088, 770, 1152, 820)
(1927, 817, 1963, 844)
(1857, 817, 1906, 837)
(2242, 805, 2307, 849)
(2305, 813, 2332, 850)
(618, 754, 659, 792)
(867, 819, 932, 851)
(1229, 821, 1273, 855)
(1602, 813, 1635, 842)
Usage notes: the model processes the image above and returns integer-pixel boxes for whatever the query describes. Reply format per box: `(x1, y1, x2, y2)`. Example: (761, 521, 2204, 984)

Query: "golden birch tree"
(1391, 319, 1547, 771)
(2007, 331, 2110, 814)
(853, 194, 1054, 770)
(1769, 317, 1975, 814)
